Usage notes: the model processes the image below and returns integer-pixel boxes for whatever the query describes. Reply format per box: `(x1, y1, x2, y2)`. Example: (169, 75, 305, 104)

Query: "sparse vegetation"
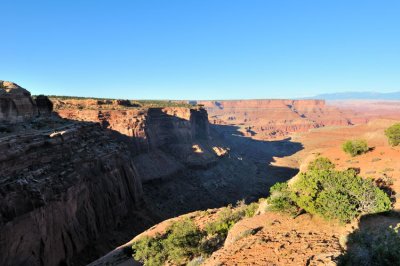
(266, 157, 392, 223)
(132, 201, 258, 265)
(204, 201, 258, 237)
(339, 224, 400, 266)
(342, 139, 369, 157)
(132, 235, 168, 266)
(163, 219, 204, 265)
(266, 182, 298, 215)
(385, 123, 400, 146)
(132, 218, 204, 266)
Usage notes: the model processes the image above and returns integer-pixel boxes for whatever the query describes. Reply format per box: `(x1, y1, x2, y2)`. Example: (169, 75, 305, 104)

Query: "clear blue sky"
(1, 0, 399, 99)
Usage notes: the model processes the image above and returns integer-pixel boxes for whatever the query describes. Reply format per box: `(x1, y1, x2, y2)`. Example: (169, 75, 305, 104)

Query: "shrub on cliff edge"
(385, 123, 400, 146)
(267, 158, 392, 223)
(342, 139, 369, 157)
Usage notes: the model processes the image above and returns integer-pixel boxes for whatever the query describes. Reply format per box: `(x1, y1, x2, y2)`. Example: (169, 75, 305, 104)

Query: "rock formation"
(35, 95, 53, 115)
(53, 101, 216, 182)
(0, 80, 38, 122)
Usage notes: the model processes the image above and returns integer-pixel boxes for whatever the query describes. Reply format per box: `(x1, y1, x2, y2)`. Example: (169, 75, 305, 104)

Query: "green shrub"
(204, 206, 244, 238)
(244, 202, 259, 217)
(164, 219, 204, 265)
(292, 159, 391, 223)
(339, 224, 400, 265)
(132, 235, 167, 266)
(385, 123, 400, 147)
(342, 139, 369, 157)
(132, 219, 203, 266)
(266, 158, 392, 223)
(307, 157, 335, 171)
(266, 182, 298, 215)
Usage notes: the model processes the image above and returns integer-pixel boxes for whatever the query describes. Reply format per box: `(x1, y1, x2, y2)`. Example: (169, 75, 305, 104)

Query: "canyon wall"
(196, 99, 367, 139)
(54, 100, 216, 182)
(0, 122, 144, 266)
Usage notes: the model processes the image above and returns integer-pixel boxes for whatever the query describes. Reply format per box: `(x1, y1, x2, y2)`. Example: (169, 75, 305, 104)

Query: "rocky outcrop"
(55, 104, 215, 182)
(35, 95, 53, 115)
(196, 99, 367, 139)
(0, 122, 143, 266)
(0, 80, 38, 122)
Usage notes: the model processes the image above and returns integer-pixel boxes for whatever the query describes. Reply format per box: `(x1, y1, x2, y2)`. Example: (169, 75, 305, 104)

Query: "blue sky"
(1, 0, 399, 99)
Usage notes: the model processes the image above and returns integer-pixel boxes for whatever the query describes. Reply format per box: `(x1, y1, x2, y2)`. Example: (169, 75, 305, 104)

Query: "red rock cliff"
(54, 101, 215, 182)
(0, 122, 143, 266)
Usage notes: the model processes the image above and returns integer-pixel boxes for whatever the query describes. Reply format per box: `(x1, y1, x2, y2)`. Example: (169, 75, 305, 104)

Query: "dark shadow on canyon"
(132, 109, 303, 221)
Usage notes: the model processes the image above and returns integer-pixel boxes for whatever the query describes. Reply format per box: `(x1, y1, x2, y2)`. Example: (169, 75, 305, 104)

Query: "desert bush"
(292, 161, 391, 223)
(266, 182, 298, 215)
(385, 123, 400, 147)
(235, 200, 259, 218)
(339, 224, 400, 265)
(342, 139, 369, 157)
(198, 233, 226, 256)
(266, 158, 391, 223)
(164, 218, 204, 265)
(132, 219, 204, 265)
(244, 202, 259, 217)
(205, 206, 244, 238)
(307, 157, 335, 171)
(132, 234, 167, 266)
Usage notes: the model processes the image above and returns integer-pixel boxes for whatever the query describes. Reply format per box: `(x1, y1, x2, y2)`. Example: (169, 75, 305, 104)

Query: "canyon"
(1, 83, 299, 265)
(195, 99, 370, 139)
(1, 81, 400, 266)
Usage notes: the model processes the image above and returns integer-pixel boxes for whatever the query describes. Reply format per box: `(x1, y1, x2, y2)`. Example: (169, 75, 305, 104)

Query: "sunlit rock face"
(196, 99, 367, 139)
(0, 80, 38, 122)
